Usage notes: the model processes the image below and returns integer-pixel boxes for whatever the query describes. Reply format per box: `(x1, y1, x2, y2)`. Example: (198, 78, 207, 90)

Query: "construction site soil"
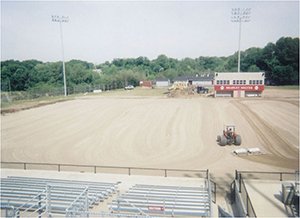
(1, 88, 299, 192)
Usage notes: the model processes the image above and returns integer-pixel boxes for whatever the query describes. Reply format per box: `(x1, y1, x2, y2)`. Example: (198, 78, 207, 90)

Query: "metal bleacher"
(0, 176, 120, 217)
(110, 184, 211, 217)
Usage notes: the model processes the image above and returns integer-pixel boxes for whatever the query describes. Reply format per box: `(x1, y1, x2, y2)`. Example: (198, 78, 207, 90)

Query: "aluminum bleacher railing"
(234, 170, 297, 217)
(0, 176, 119, 217)
(110, 184, 211, 217)
(1, 161, 209, 178)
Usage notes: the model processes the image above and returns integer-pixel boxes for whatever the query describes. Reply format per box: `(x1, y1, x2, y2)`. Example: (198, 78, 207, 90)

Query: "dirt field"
(1, 88, 299, 181)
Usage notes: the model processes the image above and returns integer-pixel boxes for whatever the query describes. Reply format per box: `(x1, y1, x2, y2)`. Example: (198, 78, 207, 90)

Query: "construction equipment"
(217, 125, 241, 146)
(196, 86, 209, 94)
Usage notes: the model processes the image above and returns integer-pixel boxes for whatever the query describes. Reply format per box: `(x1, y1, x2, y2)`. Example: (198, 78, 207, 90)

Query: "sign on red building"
(214, 85, 264, 91)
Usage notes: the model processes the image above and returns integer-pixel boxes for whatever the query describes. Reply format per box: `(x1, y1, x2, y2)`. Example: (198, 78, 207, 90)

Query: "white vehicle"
(124, 85, 134, 90)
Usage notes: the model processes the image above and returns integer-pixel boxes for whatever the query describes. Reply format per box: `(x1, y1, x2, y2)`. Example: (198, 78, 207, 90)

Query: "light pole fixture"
(231, 8, 251, 73)
(52, 15, 69, 96)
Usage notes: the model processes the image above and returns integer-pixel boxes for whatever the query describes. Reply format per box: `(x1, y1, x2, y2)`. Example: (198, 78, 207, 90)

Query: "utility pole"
(231, 8, 251, 73)
(52, 15, 69, 96)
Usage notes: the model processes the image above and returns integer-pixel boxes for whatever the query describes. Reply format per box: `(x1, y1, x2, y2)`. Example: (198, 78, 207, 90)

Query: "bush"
(28, 83, 64, 98)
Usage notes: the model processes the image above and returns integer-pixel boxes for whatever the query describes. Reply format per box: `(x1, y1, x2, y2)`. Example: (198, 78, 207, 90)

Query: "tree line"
(1, 36, 298, 94)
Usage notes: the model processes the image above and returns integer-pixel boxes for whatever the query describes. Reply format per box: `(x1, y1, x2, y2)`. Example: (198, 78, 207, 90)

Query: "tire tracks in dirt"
(260, 97, 299, 107)
(232, 100, 298, 169)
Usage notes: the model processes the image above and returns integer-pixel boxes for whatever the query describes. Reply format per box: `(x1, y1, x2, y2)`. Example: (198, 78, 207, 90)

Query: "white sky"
(1, 0, 299, 64)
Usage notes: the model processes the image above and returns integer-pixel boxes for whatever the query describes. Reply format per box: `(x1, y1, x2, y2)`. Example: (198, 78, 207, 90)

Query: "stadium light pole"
(52, 15, 69, 96)
(231, 8, 251, 73)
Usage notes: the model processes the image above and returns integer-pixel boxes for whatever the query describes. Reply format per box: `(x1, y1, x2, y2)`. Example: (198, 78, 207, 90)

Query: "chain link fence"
(1, 83, 123, 104)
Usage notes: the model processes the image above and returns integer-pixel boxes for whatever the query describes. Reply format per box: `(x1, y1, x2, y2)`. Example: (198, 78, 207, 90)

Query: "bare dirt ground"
(1, 87, 299, 200)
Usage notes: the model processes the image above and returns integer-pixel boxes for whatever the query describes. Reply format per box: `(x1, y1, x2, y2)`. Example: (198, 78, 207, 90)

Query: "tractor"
(217, 125, 241, 146)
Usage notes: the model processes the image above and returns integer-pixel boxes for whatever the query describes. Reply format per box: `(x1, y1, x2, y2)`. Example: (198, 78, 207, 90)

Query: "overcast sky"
(1, 0, 299, 64)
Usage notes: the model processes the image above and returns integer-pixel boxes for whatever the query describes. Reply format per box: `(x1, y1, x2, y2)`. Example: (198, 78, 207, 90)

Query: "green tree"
(240, 47, 263, 72)
(257, 37, 299, 85)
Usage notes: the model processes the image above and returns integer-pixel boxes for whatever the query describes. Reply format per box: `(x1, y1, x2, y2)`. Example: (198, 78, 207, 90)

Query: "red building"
(214, 72, 265, 97)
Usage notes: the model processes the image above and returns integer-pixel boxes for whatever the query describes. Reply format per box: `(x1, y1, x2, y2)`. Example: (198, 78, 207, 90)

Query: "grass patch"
(265, 85, 299, 90)
(1, 95, 75, 114)
(1, 88, 168, 114)
(96, 87, 168, 97)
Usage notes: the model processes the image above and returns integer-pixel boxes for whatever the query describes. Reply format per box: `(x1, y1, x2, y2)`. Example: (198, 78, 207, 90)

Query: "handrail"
(235, 170, 297, 217)
(16, 190, 46, 211)
(240, 175, 256, 217)
(116, 198, 150, 217)
(65, 186, 89, 215)
(236, 170, 296, 181)
(207, 177, 212, 217)
(14, 190, 47, 217)
(1, 161, 208, 179)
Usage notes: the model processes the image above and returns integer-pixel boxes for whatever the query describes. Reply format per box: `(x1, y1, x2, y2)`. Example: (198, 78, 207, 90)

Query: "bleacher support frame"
(1, 162, 215, 217)
(1, 176, 119, 217)
(110, 182, 212, 217)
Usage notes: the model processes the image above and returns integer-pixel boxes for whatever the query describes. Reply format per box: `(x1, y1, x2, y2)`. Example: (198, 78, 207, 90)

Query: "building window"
(256, 80, 259, 84)
(243, 80, 246, 84)
(249, 80, 252, 85)
(233, 80, 236, 84)
(227, 80, 230, 84)
(216, 80, 219, 85)
(260, 80, 263, 84)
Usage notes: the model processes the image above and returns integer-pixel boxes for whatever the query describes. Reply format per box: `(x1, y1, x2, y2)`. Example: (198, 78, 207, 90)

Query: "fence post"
(38, 194, 42, 218)
(128, 168, 131, 176)
(46, 184, 52, 217)
(214, 182, 217, 203)
(24, 163, 26, 170)
(164, 169, 167, 177)
(239, 174, 242, 193)
(58, 164, 60, 172)
(94, 166, 96, 174)
(16, 209, 20, 218)
(85, 187, 89, 218)
(280, 173, 282, 181)
(246, 194, 249, 216)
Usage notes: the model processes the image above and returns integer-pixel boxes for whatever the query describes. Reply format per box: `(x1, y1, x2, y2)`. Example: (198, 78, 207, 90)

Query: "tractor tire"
(219, 135, 227, 146)
(217, 135, 221, 142)
(235, 135, 242, 146)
